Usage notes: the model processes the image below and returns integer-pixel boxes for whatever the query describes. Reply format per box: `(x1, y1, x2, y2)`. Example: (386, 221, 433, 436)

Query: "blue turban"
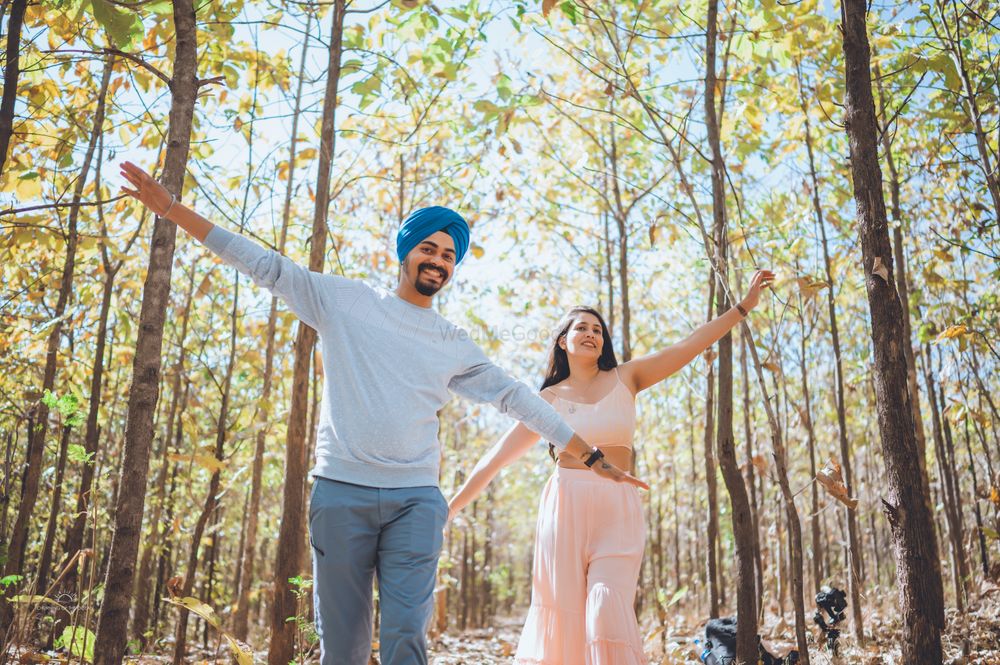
(396, 206, 471, 264)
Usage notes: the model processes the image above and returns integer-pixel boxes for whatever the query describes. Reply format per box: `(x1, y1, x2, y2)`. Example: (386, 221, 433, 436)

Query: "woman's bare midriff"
(557, 445, 633, 471)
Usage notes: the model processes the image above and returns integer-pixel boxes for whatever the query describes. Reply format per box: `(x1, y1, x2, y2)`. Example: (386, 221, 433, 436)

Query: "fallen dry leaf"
(817, 458, 859, 510)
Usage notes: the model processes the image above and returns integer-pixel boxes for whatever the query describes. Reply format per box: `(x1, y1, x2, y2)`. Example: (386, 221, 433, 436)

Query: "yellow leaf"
(469, 244, 484, 259)
(933, 324, 968, 343)
(164, 596, 254, 663)
(16, 176, 42, 201)
(167, 452, 226, 473)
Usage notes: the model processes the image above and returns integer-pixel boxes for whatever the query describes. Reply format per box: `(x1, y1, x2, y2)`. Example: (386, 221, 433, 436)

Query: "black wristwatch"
(583, 448, 605, 468)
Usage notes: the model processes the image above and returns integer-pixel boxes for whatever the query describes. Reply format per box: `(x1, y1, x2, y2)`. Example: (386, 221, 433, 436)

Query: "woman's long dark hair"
(541, 306, 618, 460)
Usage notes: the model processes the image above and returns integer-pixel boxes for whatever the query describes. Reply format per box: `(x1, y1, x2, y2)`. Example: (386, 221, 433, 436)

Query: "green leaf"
(0, 574, 23, 589)
(145, 0, 171, 15)
(667, 585, 687, 607)
(89, 0, 144, 49)
(68, 443, 95, 465)
(57, 626, 96, 663)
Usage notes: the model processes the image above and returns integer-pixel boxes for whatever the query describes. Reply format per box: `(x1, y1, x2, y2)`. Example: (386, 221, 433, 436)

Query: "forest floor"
(5, 585, 1000, 663)
(425, 589, 1000, 664)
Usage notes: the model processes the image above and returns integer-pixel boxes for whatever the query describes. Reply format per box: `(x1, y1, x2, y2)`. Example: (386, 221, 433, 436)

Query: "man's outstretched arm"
(119, 161, 349, 330)
(448, 360, 648, 489)
(120, 161, 214, 240)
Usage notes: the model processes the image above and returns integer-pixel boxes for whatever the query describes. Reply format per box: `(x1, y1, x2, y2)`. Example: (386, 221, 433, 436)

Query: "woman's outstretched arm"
(447, 420, 542, 521)
(621, 269, 775, 394)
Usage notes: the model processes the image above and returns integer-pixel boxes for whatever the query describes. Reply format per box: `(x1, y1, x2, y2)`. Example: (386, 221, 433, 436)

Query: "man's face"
(401, 231, 456, 297)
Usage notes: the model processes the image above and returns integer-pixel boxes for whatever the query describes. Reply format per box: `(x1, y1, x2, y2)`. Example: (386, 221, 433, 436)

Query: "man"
(118, 161, 646, 665)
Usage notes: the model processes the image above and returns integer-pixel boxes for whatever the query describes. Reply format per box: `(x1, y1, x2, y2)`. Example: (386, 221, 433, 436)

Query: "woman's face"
(559, 311, 604, 360)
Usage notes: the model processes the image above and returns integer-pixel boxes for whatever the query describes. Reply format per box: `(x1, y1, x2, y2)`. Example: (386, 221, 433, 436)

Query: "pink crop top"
(550, 368, 636, 449)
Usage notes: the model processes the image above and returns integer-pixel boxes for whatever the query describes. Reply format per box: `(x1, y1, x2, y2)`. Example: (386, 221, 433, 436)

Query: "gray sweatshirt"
(202, 225, 575, 488)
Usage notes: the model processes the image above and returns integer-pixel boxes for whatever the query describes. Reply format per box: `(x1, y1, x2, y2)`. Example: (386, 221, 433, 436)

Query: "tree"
(839, 0, 945, 660)
(92, 0, 201, 658)
(267, 1, 345, 661)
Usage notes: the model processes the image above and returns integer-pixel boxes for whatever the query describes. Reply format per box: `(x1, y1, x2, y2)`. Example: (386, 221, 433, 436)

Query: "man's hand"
(119, 161, 173, 216)
(590, 458, 650, 490)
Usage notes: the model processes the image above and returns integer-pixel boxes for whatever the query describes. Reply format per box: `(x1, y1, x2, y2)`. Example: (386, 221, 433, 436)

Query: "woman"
(447, 269, 774, 665)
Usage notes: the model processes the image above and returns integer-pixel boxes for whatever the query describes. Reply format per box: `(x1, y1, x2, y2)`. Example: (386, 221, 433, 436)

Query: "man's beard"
(414, 262, 447, 296)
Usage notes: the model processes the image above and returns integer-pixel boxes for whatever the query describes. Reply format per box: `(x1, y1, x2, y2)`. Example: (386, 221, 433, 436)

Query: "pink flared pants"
(515, 466, 647, 665)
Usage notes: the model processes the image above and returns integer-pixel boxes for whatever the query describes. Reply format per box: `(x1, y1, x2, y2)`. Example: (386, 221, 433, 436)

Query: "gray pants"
(309, 476, 448, 665)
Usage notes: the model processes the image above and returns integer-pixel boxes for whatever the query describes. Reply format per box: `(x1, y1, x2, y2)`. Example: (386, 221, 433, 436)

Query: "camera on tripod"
(813, 585, 847, 653)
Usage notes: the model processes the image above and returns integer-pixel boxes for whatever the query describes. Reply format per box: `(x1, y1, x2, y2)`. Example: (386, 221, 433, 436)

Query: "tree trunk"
(233, 10, 311, 642)
(92, 0, 199, 657)
(930, 0, 1000, 224)
(705, 1, 755, 657)
(35, 423, 72, 601)
(796, 54, 866, 645)
(267, 2, 345, 661)
(1, 50, 112, 641)
(702, 269, 720, 618)
(839, 1, 945, 660)
(740, 328, 764, 615)
(172, 279, 239, 664)
(131, 263, 198, 646)
(0, 0, 26, 178)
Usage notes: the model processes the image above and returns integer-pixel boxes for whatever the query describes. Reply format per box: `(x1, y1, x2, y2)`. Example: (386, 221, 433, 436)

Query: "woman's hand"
(590, 458, 650, 490)
(119, 161, 173, 216)
(740, 269, 775, 311)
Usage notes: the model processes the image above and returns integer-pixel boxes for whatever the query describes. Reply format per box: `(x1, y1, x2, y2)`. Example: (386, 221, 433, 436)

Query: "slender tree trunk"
(234, 11, 311, 640)
(1, 53, 112, 642)
(173, 279, 239, 664)
(962, 412, 990, 576)
(0, 0, 26, 177)
(740, 329, 764, 615)
(131, 263, 197, 645)
(35, 423, 72, 600)
(702, 270, 720, 618)
(796, 305, 823, 595)
(268, 2, 345, 661)
(796, 55, 866, 645)
(935, 349, 970, 602)
(839, 2, 945, 660)
(931, 0, 1000, 223)
(93, 0, 199, 658)
(705, 1, 755, 657)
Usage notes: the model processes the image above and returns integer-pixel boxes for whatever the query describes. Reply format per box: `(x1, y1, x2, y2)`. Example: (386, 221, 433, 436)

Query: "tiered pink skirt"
(514, 466, 647, 665)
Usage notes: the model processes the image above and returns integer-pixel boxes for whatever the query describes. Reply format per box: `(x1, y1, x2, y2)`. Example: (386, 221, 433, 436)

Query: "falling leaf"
(796, 277, 829, 300)
(542, 0, 558, 17)
(872, 256, 889, 283)
(816, 458, 858, 510)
